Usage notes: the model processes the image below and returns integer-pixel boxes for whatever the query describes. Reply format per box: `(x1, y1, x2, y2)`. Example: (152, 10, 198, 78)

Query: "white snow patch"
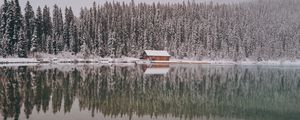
(0, 58, 38, 63)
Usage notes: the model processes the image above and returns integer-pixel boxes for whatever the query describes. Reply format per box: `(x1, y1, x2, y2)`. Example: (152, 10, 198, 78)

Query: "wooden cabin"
(141, 50, 171, 61)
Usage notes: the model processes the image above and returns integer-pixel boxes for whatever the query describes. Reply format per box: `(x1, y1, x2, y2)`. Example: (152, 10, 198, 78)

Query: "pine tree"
(70, 21, 79, 54)
(13, 0, 22, 33)
(0, 0, 8, 38)
(0, 0, 6, 56)
(1, 33, 8, 57)
(69, 21, 75, 53)
(96, 26, 103, 56)
(52, 37, 57, 55)
(4, 2, 14, 56)
(24, 1, 35, 52)
(46, 36, 53, 54)
(42, 5, 52, 54)
(35, 6, 43, 52)
(63, 7, 74, 51)
(0, 41, 2, 57)
(43, 6, 52, 37)
(81, 41, 89, 59)
(58, 8, 63, 36)
(30, 28, 38, 57)
(17, 29, 27, 58)
(108, 31, 118, 58)
(52, 4, 63, 53)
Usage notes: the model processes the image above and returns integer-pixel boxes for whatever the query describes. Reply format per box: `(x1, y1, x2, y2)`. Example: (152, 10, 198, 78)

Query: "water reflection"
(0, 65, 300, 120)
(143, 64, 170, 75)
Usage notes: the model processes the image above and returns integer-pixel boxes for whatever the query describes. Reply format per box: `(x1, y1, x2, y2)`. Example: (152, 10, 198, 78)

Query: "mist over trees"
(0, 0, 300, 61)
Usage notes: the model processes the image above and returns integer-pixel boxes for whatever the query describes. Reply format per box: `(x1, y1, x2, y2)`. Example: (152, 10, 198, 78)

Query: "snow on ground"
(170, 59, 300, 66)
(0, 63, 40, 67)
(0, 58, 39, 63)
(0, 52, 139, 64)
(1, 53, 300, 66)
(242, 60, 300, 66)
(211, 60, 300, 66)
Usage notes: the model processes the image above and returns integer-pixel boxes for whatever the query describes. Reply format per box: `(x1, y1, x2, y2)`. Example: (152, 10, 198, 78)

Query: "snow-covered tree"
(108, 31, 117, 58)
(0, 0, 8, 39)
(52, 4, 63, 53)
(46, 36, 53, 54)
(81, 41, 89, 58)
(24, 1, 35, 52)
(30, 28, 38, 56)
(13, 0, 22, 39)
(69, 20, 79, 54)
(4, 2, 14, 56)
(35, 6, 43, 52)
(0, 0, 300, 60)
(17, 29, 27, 58)
(43, 6, 52, 53)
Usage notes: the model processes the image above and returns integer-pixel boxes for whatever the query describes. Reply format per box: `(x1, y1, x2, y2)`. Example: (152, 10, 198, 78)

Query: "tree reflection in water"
(0, 65, 300, 120)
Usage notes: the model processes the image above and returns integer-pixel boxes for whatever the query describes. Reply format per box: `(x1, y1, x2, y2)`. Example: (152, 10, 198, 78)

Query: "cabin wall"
(142, 56, 170, 61)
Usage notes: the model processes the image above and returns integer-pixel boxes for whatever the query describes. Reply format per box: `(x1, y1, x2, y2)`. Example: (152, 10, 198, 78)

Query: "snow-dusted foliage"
(0, 0, 300, 61)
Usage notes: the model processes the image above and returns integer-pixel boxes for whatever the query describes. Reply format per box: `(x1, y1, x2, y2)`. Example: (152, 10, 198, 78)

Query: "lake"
(0, 64, 300, 120)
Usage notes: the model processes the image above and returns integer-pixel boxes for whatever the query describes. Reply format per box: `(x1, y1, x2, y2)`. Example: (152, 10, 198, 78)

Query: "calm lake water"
(0, 64, 300, 120)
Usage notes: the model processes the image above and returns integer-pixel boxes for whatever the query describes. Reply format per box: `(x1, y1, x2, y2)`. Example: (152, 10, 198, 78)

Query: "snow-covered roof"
(144, 68, 170, 75)
(144, 50, 171, 57)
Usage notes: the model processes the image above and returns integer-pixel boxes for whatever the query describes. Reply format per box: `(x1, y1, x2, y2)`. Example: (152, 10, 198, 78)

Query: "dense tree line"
(0, 0, 300, 61)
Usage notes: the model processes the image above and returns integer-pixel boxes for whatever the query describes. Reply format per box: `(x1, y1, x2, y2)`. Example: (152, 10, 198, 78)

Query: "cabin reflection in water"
(142, 64, 170, 75)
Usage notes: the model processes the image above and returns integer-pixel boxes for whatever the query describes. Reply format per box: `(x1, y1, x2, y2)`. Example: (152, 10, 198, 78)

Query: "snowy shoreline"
(1, 57, 300, 66)
(0, 57, 140, 64)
